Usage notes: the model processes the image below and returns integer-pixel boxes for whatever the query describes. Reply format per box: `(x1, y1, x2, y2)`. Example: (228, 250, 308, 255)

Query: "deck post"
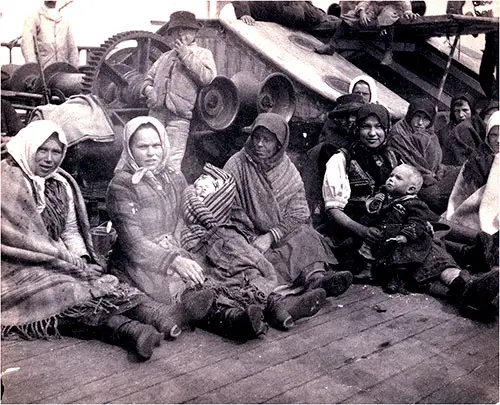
(436, 31, 461, 105)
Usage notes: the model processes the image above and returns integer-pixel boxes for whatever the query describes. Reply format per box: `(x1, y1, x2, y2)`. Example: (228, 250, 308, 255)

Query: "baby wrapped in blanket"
(181, 163, 278, 293)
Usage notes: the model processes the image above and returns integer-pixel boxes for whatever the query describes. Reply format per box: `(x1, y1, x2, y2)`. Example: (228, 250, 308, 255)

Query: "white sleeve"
(60, 178, 89, 258)
(322, 151, 351, 211)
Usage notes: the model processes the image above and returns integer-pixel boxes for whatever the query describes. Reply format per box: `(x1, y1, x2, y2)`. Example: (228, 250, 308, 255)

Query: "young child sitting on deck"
(358, 164, 450, 294)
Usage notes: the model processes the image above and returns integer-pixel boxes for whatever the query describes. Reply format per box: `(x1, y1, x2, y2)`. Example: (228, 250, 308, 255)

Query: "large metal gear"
(81, 30, 171, 113)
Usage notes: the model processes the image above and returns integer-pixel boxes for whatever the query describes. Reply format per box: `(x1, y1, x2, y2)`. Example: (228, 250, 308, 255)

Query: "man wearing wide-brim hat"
(141, 11, 217, 172)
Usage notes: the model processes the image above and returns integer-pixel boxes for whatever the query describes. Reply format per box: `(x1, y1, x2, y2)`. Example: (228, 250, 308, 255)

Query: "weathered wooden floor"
(1, 284, 498, 404)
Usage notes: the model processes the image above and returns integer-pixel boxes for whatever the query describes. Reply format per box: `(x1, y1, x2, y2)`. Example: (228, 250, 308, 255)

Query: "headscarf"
(114, 116, 170, 184)
(244, 113, 290, 172)
(449, 92, 486, 140)
(356, 103, 391, 133)
(6, 120, 67, 212)
(348, 75, 378, 104)
(405, 98, 436, 128)
(351, 103, 398, 187)
(486, 110, 500, 139)
(462, 111, 500, 190)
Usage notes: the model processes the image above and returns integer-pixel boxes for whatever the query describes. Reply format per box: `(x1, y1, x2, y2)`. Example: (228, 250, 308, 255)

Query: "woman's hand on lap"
(171, 256, 205, 286)
(252, 233, 273, 253)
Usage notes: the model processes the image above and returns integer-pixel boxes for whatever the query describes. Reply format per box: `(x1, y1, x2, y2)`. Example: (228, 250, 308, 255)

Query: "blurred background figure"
(21, 0, 79, 69)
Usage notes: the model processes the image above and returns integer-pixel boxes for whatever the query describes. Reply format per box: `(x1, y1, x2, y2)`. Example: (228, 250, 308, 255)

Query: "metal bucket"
(90, 225, 117, 260)
(197, 76, 240, 131)
(231, 71, 261, 126)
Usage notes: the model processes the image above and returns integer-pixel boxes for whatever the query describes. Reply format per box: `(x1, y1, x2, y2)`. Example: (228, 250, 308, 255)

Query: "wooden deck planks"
(1, 285, 498, 404)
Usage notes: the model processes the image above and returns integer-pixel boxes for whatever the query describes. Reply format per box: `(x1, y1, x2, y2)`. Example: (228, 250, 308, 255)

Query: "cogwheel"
(81, 30, 171, 107)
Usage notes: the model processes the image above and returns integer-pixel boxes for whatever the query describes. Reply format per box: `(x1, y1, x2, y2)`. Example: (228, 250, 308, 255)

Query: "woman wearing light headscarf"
(224, 113, 353, 303)
(107, 116, 271, 342)
(348, 75, 378, 104)
(1, 120, 186, 361)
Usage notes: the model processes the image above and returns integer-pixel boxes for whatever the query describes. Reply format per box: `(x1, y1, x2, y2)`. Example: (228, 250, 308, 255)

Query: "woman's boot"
(265, 288, 327, 331)
(450, 269, 499, 321)
(102, 315, 162, 360)
(126, 289, 215, 339)
(197, 304, 267, 342)
(125, 300, 182, 340)
(308, 270, 353, 297)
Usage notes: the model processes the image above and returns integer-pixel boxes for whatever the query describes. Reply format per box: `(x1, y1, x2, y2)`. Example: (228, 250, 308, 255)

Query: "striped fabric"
(181, 164, 236, 251)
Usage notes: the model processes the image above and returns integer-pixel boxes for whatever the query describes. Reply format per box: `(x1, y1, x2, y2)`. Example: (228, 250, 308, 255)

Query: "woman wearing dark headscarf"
(107, 116, 275, 342)
(224, 113, 353, 299)
(437, 93, 486, 166)
(1, 120, 194, 361)
(322, 103, 401, 265)
(389, 98, 461, 214)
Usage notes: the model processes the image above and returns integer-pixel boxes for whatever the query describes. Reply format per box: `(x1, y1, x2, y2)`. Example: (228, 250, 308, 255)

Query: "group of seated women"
(1, 85, 498, 360)
(318, 99, 498, 320)
(1, 113, 353, 360)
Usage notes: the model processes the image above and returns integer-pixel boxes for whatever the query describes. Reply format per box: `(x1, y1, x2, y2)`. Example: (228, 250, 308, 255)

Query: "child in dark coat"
(359, 164, 456, 294)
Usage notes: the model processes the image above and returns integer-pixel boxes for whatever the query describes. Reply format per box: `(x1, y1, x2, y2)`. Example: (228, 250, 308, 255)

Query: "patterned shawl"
(224, 114, 310, 237)
(181, 163, 236, 251)
(1, 158, 141, 336)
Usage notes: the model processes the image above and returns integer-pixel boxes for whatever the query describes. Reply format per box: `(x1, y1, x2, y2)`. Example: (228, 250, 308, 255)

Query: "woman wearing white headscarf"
(348, 75, 378, 104)
(1, 120, 177, 361)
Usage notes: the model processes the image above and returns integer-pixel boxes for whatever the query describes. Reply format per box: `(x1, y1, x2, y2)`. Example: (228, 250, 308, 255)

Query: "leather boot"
(125, 300, 182, 340)
(266, 288, 327, 330)
(103, 315, 162, 360)
(456, 269, 499, 321)
(174, 288, 215, 329)
(197, 304, 267, 342)
(308, 270, 353, 297)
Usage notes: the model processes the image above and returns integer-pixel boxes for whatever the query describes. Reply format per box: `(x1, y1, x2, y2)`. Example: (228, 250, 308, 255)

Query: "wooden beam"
(363, 44, 451, 108)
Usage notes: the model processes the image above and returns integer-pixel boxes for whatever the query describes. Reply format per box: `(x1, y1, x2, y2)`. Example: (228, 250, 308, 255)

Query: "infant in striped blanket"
(181, 163, 279, 295)
(193, 173, 223, 201)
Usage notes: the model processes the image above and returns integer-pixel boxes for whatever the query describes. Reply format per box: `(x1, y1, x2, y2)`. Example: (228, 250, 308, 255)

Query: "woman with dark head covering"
(437, 93, 486, 166)
(107, 116, 283, 342)
(389, 98, 460, 214)
(224, 113, 353, 302)
(1, 120, 196, 361)
(322, 103, 401, 265)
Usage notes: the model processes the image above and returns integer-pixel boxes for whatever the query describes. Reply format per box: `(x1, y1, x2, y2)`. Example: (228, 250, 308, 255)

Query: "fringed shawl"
(181, 164, 236, 251)
(1, 159, 139, 334)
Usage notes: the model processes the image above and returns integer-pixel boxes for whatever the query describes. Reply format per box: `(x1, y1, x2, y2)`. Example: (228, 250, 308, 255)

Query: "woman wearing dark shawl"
(107, 116, 278, 342)
(389, 98, 461, 214)
(322, 103, 402, 267)
(224, 113, 353, 298)
(437, 93, 486, 166)
(0, 120, 193, 360)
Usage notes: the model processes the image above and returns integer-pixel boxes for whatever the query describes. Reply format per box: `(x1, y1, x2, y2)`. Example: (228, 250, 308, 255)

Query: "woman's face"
(359, 115, 386, 149)
(352, 81, 371, 103)
(33, 134, 64, 177)
(488, 126, 499, 154)
(130, 126, 163, 170)
(252, 126, 280, 160)
(410, 111, 431, 132)
(452, 100, 472, 123)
